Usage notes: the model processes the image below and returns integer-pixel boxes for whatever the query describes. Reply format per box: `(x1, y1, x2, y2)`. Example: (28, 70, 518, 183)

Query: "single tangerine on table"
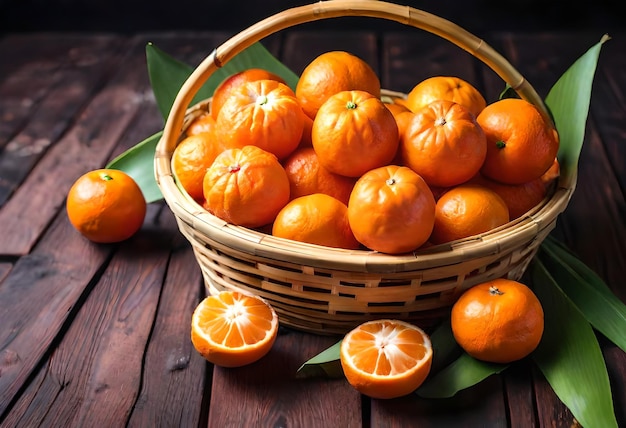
(202, 145, 290, 228)
(340, 319, 433, 399)
(272, 193, 360, 250)
(400, 99, 487, 188)
(191, 290, 279, 367)
(296, 50, 381, 119)
(210, 68, 286, 120)
(172, 131, 225, 203)
(430, 183, 509, 245)
(312, 90, 399, 178)
(66, 169, 146, 243)
(477, 98, 560, 185)
(282, 146, 356, 206)
(451, 278, 544, 363)
(347, 165, 436, 254)
(215, 79, 305, 161)
(405, 75, 487, 118)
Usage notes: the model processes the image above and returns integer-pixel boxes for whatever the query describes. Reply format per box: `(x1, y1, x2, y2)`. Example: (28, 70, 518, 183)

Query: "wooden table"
(0, 27, 624, 427)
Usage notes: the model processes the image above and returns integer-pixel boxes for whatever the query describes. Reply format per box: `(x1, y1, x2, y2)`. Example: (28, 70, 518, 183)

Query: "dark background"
(0, 0, 624, 35)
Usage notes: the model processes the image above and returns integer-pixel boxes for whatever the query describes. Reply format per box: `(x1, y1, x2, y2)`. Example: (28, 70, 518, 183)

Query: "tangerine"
(470, 173, 548, 220)
(430, 183, 509, 245)
(210, 68, 286, 120)
(215, 79, 305, 160)
(405, 75, 486, 118)
(282, 147, 356, 206)
(312, 90, 398, 178)
(187, 111, 216, 136)
(400, 100, 487, 188)
(272, 193, 360, 249)
(296, 50, 381, 119)
(172, 132, 225, 203)
(191, 290, 279, 367)
(203, 145, 290, 228)
(340, 319, 433, 399)
(66, 169, 146, 243)
(451, 278, 544, 363)
(477, 98, 559, 185)
(347, 165, 436, 254)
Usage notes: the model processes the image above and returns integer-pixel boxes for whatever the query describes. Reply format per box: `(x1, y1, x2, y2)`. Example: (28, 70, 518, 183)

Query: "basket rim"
(154, 0, 575, 274)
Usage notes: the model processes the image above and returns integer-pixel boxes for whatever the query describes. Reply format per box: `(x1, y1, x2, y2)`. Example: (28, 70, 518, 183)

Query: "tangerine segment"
(191, 290, 279, 368)
(340, 319, 433, 399)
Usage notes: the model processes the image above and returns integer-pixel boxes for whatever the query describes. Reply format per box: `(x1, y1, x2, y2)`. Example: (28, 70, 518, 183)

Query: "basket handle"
(156, 0, 552, 161)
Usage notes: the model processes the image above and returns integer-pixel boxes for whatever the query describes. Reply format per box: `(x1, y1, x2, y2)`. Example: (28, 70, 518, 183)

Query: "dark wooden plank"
(370, 375, 507, 427)
(591, 33, 626, 192)
(207, 330, 361, 427)
(0, 36, 142, 255)
(127, 210, 207, 426)
(503, 361, 538, 428)
(0, 34, 127, 205)
(0, 209, 113, 416)
(0, 34, 120, 150)
(2, 205, 173, 426)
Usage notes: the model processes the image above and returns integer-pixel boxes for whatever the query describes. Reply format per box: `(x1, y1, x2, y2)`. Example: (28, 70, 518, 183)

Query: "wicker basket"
(154, 0, 576, 335)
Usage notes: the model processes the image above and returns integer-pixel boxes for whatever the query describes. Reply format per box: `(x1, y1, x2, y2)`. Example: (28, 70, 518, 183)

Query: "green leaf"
(545, 34, 610, 183)
(427, 318, 463, 374)
(146, 43, 197, 120)
(106, 131, 163, 203)
(538, 236, 626, 353)
(147, 41, 299, 120)
(296, 340, 343, 379)
(417, 353, 507, 399)
(417, 319, 508, 399)
(530, 258, 618, 428)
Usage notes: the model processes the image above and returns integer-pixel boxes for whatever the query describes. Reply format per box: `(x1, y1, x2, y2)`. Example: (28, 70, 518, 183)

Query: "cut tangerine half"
(191, 290, 279, 368)
(340, 319, 433, 399)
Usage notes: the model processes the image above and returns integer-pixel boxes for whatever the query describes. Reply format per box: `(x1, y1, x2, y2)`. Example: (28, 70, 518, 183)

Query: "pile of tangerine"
(173, 50, 560, 255)
(180, 51, 551, 398)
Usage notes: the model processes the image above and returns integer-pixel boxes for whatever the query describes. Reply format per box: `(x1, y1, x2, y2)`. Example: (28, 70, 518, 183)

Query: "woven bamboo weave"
(154, 0, 576, 335)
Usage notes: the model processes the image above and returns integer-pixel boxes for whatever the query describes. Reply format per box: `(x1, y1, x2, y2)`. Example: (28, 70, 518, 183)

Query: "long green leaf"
(296, 341, 343, 379)
(106, 131, 163, 203)
(427, 318, 463, 374)
(530, 258, 617, 428)
(417, 353, 507, 398)
(545, 34, 609, 182)
(538, 237, 626, 353)
(146, 43, 197, 120)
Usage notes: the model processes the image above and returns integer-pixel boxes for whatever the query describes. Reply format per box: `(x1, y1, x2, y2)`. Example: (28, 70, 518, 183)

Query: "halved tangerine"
(191, 290, 279, 367)
(340, 319, 433, 399)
